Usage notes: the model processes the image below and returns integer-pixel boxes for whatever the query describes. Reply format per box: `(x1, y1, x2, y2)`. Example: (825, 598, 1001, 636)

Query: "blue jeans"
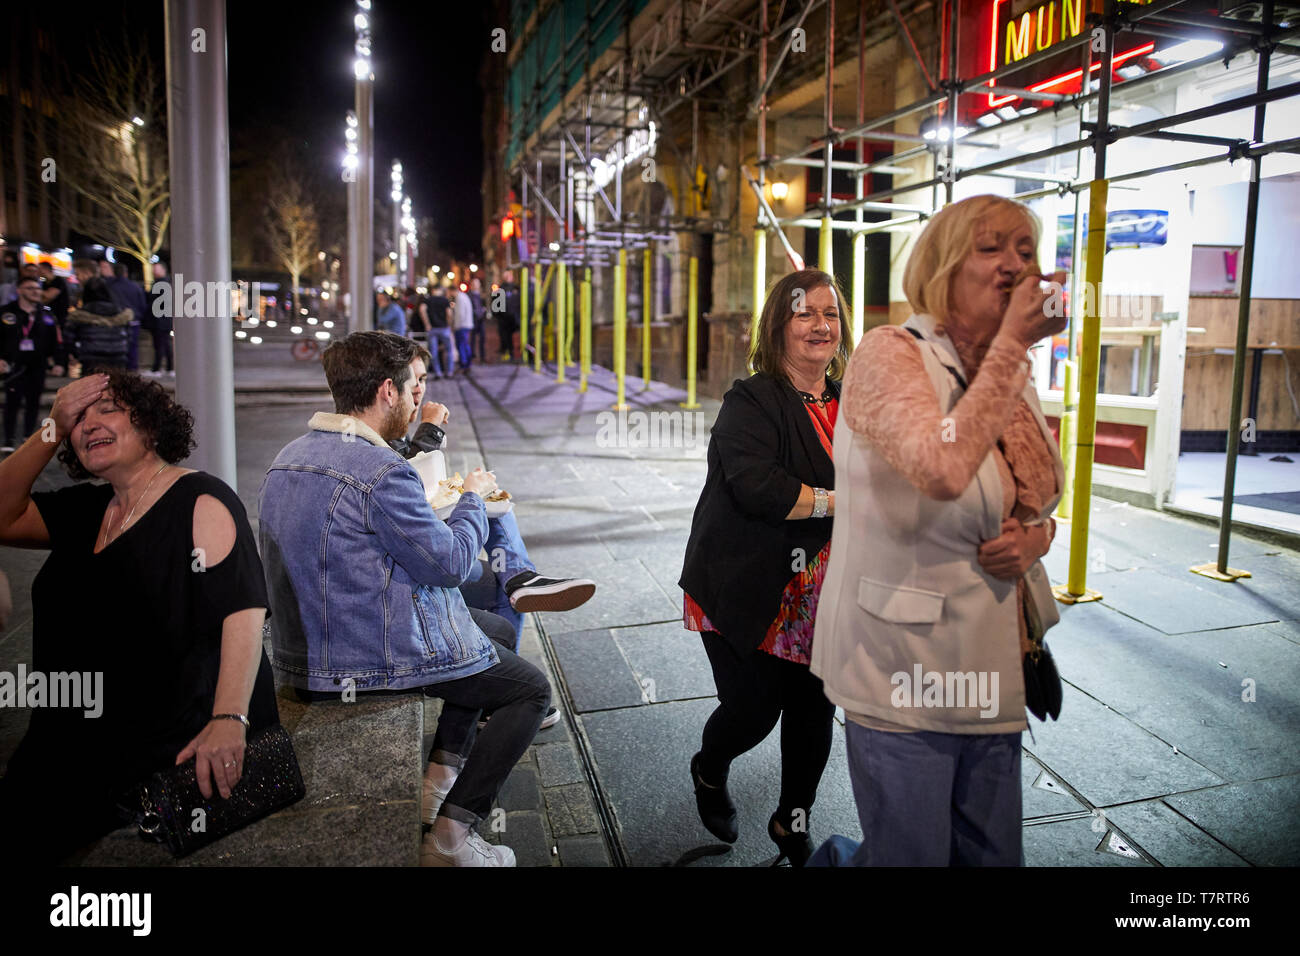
(455, 328, 473, 369)
(457, 510, 535, 651)
(428, 327, 454, 377)
(842, 722, 1022, 866)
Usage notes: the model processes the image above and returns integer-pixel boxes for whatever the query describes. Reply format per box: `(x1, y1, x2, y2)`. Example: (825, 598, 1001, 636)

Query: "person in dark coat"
(1, 275, 67, 450)
(66, 277, 132, 375)
(678, 268, 854, 866)
(146, 261, 174, 374)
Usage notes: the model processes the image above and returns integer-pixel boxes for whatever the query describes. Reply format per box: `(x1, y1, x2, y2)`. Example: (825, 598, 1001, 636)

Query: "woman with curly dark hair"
(0, 370, 279, 862)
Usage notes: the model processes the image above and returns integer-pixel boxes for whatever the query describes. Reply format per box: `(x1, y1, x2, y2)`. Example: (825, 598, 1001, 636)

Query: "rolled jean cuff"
(437, 801, 480, 828)
(429, 749, 466, 770)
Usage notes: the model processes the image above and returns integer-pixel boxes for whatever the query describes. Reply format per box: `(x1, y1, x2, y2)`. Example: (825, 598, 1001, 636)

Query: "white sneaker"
(422, 765, 458, 825)
(421, 829, 516, 867)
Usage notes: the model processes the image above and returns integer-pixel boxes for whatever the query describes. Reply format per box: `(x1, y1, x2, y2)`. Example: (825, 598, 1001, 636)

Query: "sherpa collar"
(308, 411, 392, 449)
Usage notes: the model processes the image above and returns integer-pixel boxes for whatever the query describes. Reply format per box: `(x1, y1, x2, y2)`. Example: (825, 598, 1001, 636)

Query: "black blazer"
(679, 371, 838, 655)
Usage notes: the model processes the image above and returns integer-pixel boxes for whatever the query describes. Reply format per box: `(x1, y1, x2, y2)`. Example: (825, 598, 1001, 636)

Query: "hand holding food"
(421, 402, 450, 426)
(462, 467, 498, 497)
(1000, 269, 1068, 349)
(426, 469, 513, 512)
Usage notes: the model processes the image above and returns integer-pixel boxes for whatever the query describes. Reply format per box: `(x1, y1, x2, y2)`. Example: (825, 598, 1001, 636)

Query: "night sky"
(61, 0, 488, 260)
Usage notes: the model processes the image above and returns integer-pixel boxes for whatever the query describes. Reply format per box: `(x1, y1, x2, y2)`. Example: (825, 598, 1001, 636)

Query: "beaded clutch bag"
(131, 724, 306, 857)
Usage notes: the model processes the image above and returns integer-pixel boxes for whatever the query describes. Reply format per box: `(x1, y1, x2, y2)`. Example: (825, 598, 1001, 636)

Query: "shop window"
(1189, 245, 1242, 296)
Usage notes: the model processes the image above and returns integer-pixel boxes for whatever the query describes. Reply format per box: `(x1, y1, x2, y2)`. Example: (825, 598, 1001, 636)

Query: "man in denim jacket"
(260, 331, 547, 867)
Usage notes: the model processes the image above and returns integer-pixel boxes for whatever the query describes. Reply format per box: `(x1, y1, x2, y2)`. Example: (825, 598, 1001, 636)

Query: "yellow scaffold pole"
(579, 266, 591, 392)
(681, 254, 700, 410)
(555, 261, 567, 382)
(641, 244, 653, 389)
(565, 269, 576, 367)
(614, 249, 628, 409)
(751, 227, 766, 372)
(1057, 179, 1109, 605)
(530, 263, 554, 374)
(819, 216, 833, 276)
(520, 265, 529, 361)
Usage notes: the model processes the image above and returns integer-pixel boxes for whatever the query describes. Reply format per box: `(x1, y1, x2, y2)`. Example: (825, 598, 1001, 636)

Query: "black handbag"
(1022, 561, 1063, 721)
(130, 723, 306, 857)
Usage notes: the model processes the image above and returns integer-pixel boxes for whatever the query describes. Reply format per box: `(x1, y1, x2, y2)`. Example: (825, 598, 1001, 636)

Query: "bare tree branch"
(55, 28, 169, 289)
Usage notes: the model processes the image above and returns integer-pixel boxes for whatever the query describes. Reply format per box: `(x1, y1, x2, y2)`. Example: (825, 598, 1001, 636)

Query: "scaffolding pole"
(682, 253, 700, 410)
(641, 244, 652, 388)
(614, 248, 628, 409)
(580, 265, 591, 392)
(1193, 0, 1276, 583)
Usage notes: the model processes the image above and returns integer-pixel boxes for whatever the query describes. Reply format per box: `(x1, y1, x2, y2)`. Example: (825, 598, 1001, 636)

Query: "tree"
(266, 159, 320, 320)
(58, 31, 169, 289)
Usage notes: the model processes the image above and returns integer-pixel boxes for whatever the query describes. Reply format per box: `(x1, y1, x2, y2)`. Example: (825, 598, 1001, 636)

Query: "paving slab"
(579, 697, 861, 867)
(1023, 684, 1226, 806)
(1022, 815, 1154, 867)
(1103, 799, 1251, 866)
(1165, 774, 1300, 866)
(1048, 602, 1300, 780)
(611, 621, 718, 704)
(1092, 566, 1279, 634)
(549, 628, 644, 712)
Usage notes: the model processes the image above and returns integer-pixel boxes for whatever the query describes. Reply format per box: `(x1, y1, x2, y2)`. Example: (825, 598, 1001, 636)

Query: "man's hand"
(461, 467, 497, 498)
(0, 360, 9, 374)
(977, 517, 1043, 580)
(421, 402, 450, 426)
(50, 365, 65, 378)
(50, 374, 109, 439)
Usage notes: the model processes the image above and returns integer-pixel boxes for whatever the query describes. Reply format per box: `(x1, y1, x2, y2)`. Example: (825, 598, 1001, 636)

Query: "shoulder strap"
(903, 326, 968, 391)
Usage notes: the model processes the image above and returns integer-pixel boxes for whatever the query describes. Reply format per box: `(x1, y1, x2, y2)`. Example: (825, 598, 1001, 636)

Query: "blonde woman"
(812, 195, 1067, 866)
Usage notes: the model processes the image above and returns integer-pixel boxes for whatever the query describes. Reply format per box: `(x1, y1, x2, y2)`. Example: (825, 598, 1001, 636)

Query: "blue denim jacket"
(258, 412, 499, 691)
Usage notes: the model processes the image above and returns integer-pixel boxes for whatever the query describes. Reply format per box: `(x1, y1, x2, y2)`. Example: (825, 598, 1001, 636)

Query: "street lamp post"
(165, 0, 237, 487)
(354, 1, 374, 330)
(391, 160, 403, 288)
(344, 111, 360, 333)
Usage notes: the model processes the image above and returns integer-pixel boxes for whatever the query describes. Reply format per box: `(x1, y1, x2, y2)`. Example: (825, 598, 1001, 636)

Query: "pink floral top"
(684, 399, 838, 665)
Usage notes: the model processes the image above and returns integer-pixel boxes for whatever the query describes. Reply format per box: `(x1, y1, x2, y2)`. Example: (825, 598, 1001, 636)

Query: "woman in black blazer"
(679, 269, 853, 865)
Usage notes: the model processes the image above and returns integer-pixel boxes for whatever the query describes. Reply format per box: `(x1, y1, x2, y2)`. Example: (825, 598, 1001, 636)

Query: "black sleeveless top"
(12, 471, 278, 804)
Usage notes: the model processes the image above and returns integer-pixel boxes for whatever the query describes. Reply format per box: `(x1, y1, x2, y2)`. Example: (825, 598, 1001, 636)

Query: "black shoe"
(690, 752, 738, 844)
(506, 572, 596, 613)
(768, 811, 812, 867)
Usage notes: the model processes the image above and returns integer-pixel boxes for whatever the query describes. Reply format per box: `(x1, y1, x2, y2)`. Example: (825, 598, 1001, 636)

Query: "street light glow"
(354, 13, 368, 30)
(132, 116, 144, 126)
(353, 57, 371, 80)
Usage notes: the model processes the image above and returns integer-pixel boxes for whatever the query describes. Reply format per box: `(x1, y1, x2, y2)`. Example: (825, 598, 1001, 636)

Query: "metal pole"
(1062, 0, 1115, 604)
(346, 113, 360, 335)
(1202, 0, 1274, 582)
(614, 248, 627, 408)
(641, 244, 652, 388)
(356, 65, 374, 330)
(682, 253, 700, 409)
(165, 0, 236, 488)
(819, 216, 834, 274)
(556, 260, 566, 382)
(944, 0, 958, 205)
(752, 226, 767, 367)
(1056, 35, 1095, 523)
(391, 160, 402, 289)
(580, 265, 591, 392)
(520, 263, 529, 360)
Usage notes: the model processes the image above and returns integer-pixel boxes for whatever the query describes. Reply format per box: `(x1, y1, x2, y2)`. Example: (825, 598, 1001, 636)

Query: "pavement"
(2, 344, 1298, 866)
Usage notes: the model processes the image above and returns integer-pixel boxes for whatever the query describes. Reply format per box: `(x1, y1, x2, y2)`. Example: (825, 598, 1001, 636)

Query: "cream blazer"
(811, 314, 1064, 733)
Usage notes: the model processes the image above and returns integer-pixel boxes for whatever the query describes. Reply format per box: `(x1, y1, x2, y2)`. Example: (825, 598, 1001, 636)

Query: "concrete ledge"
(69, 689, 423, 866)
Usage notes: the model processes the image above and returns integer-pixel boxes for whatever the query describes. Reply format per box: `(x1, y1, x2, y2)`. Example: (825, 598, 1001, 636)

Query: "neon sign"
(987, 0, 1156, 108)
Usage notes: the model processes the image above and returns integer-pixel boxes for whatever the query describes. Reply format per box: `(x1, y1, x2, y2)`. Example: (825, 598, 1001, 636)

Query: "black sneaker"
(478, 705, 560, 731)
(505, 572, 596, 613)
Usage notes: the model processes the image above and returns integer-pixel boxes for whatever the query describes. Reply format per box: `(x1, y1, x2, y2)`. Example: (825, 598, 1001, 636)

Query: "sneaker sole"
(539, 708, 561, 730)
(510, 581, 596, 613)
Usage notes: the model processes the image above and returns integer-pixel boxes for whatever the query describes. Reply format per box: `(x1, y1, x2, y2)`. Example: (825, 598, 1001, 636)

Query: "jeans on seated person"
(427, 607, 550, 826)
(458, 510, 535, 651)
